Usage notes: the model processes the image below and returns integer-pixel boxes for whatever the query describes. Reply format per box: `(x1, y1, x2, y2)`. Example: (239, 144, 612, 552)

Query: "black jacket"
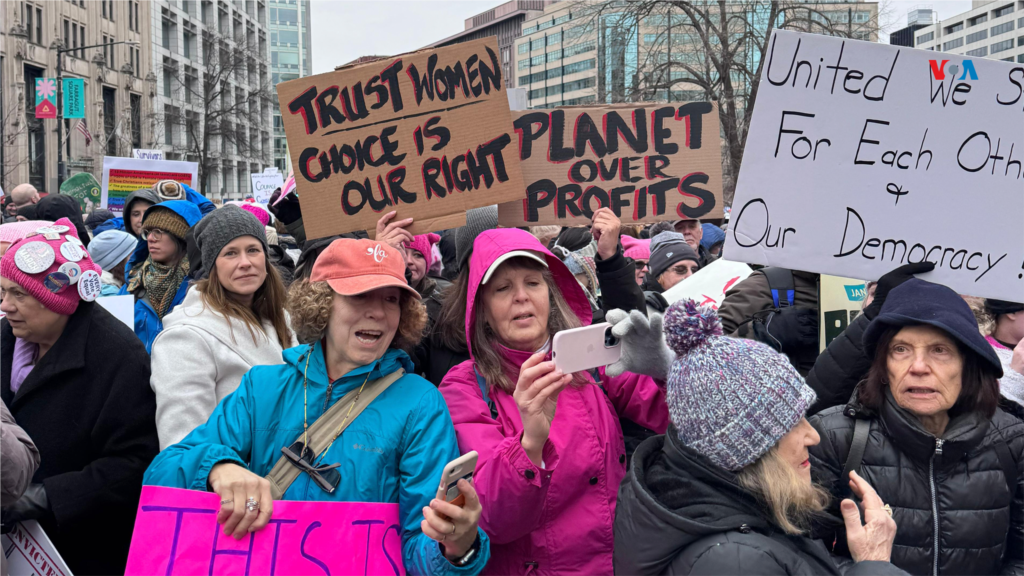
(614, 431, 908, 576)
(807, 313, 872, 414)
(1, 302, 159, 575)
(809, 391, 1024, 576)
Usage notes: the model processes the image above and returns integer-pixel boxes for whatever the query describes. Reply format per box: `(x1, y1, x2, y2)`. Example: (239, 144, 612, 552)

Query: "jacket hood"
(281, 340, 414, 390)
(464, 228, 592, 359)
(123, 189, 162, 233)
(129, 200, 202, 267)
(34, 194, 90, 249)
(616, 432, 770, 574)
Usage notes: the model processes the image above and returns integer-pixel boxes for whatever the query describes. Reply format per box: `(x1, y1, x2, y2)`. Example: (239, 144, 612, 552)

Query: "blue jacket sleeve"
(398, 384, 490, 576)
(142, 373, 253, 491)
(184, 186, 216, 215)
(93, 217, 125, 235)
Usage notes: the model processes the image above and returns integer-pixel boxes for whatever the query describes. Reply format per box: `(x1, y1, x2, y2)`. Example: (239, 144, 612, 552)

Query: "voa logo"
(929, 59, 979, 81)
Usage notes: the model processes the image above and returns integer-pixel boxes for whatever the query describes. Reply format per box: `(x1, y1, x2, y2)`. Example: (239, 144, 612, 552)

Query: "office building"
(890, 8, 935, 47)
(912, 1, 1024, 64)
(151, 0, 273, 202)
(1, 0, 152, 193)
(269, 0, 312, 172)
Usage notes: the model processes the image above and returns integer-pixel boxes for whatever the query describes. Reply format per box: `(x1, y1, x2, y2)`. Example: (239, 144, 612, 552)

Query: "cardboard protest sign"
(724, 30, 1024, 301)
(125, 486, 405, 576)
(658, 258, 753, 313)
(251, 171, 285, 204)
(60, 172, 102, 213)
(276, 37, 525, 239)
(101, 157, 198, 214)
(499, 104, 724, 227)
(2, 520, 73, 576)
(819, 274, 868, 351)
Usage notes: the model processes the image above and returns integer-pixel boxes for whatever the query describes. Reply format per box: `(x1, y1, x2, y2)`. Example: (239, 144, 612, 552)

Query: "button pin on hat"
(60, 242, 85, 262)
(44, 272, 71, 294)
(14, 242, 56, 274)
(58, 262, 82, 285)
(77, 270, 101, 302)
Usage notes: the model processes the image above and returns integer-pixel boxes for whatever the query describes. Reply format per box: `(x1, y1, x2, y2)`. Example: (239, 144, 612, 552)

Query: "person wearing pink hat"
(0, 220, 53, 257)
(620, 236, 650, 286)
(145, 238, 491, 574)
(0, 218, 158, 574)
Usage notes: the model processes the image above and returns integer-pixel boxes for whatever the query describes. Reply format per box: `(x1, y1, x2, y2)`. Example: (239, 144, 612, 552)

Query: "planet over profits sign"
(276, 37, 525, 239)
(724, 30, 1024, 301)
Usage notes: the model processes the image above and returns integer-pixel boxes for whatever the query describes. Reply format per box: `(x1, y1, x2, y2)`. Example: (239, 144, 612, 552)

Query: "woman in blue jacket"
(120, 200, 201, 352)
(144, 237, 490, 575)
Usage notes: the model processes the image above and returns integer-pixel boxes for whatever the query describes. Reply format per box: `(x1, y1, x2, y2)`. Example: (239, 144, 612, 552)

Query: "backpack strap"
(993, 428, 1019, 496)
(761, 267, 795, 308)
(840, 418, 871, 495)
(474, 367, 499, 420)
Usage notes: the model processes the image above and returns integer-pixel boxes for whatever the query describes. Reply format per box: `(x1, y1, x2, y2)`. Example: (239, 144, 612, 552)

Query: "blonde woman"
(150, 206, 296, 449)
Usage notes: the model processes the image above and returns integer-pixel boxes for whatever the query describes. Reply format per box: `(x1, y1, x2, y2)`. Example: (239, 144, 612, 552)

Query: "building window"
(24, 3, 43, 44)
(522, 25, 536, 34)
(966, 46, 988, 57)
(563, 40, 596, 58)
(103, 0, 115, 21)
(103, 34, 115, 68)
(968, 14, 987, 27)
(518, 42, 529, 54)
(554, 14, 571, 25)
(942, 37, 964, 50)
(991, 39, 1014, 52)
(548, 31, 562, 45)
(991, 21, 1014, 36)
(104, 87, 117, 156)
(530, 54, 545, 66)
(130, 94, 142, 149)
(518, 58, 530, 70)
(916, 31, 934, 44)
(945, 21, 964, 33)
(966, 29, 988, 43)
(993, 4, 1014, 18)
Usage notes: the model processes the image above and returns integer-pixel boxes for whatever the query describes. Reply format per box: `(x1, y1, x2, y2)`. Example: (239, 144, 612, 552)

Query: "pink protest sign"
(125, 486, 405, 576)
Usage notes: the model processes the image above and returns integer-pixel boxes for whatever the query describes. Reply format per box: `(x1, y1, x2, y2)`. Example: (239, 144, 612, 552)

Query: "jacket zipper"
(323, 381, 334, 413)
(930, 438, 944, 576)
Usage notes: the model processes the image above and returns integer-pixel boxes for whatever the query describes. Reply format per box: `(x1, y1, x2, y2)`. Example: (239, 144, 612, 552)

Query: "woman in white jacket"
(150, 205, 296, 448)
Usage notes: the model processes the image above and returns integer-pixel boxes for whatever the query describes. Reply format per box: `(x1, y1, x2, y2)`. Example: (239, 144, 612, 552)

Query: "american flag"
(75, 119, 92, 146)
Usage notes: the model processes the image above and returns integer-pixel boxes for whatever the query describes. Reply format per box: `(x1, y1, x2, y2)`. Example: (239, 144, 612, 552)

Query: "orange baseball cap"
(310, 238, 420, 299)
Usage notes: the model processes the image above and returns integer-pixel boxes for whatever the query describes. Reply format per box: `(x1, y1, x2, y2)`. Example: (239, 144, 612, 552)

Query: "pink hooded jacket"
(439, 228, 669, 575)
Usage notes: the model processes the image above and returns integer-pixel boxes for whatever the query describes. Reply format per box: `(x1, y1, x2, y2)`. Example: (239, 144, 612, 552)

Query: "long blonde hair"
(471, 257, 587, 392)
(736, 448, 830, 535)
(195, 254, 291, 349)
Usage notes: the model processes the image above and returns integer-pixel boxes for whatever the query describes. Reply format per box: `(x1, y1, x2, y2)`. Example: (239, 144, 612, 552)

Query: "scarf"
(128, 255, 190, 319)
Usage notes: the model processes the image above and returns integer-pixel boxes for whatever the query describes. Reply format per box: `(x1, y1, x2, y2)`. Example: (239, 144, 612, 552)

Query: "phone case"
(437, 451, 478, 508)
(552, 322, 622, 374)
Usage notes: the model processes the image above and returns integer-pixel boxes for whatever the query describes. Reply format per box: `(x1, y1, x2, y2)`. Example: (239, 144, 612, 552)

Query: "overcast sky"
(309, 0, 976, 75)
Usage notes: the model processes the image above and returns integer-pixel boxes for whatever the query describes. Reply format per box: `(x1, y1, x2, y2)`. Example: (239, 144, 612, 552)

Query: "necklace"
(302, 346, 372, 465)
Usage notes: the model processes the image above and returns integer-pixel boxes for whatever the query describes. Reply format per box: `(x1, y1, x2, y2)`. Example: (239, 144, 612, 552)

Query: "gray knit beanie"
(456, 205, 499, 272)
(195, 205, 268, 279)
(662, 299, 817, 471)
(649, 231, 699, 280)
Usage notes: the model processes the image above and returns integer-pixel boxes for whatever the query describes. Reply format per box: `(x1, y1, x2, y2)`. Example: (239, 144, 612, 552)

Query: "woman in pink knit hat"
(620, 235, 650, 286)
(0, 217, 158, 574)
(0, 220, 52, 257)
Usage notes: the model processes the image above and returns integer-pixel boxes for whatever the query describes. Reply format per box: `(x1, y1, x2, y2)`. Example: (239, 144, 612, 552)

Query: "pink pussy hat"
(0, 217, 103, 315)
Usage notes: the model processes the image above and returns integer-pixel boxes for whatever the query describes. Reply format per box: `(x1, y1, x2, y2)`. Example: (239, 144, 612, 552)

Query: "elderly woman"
(614, 301, 904, 575)
(150, 206, 296, 449)
(438, 227, 668, 574)
(144, 238, 490, 575)
(1, 218, 158, 574)
(808, 279, 1024, 575)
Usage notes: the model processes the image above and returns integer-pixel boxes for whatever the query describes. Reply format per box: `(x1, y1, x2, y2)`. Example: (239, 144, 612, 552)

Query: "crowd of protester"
(0, 180, 1021, 576)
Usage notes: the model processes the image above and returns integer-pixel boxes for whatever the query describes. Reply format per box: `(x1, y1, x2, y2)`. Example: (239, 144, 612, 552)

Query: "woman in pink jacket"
(438, 227, 669, 575)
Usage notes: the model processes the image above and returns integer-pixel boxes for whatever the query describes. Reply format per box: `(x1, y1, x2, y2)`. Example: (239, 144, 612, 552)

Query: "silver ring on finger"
(220, 499, 234, 505)
(245, 496, 260, 513)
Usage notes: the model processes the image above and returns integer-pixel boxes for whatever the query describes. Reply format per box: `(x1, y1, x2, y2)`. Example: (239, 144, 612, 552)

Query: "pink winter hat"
(404, 233, 441, 270)
(621, 236, 651, 261)
(0, 220, 53, 246)
(0, 218, 102, 315)
(239, 203, 271, 227)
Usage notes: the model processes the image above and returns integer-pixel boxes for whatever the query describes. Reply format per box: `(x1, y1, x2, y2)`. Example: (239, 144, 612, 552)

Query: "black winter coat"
(807, 313, 872, 414)
(809, 391, 1024, 576)
(1, 302, 159, 575)
(614, 431, 908, 576)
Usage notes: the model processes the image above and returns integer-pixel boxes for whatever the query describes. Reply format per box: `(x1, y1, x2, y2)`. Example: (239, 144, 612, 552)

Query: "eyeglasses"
(281, 440, 342, 493)
(633, 260, 649, 271)
(668, 264, 700, 276)
(141, 228, 167, 241)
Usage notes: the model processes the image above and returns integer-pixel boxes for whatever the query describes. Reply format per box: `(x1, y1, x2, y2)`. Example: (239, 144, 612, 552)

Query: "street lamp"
(55, 39, 139, 188)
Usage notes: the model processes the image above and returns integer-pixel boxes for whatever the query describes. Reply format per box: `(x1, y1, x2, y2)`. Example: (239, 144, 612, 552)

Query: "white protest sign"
(250, 172, 285, 204)
(131, 149, 165, 160)
(97, 294, 135, 330)
(101, 157, 199, 215)
(2, 520, 72, 576)
(725, 30, 1024, 301)
(658, 258, 754, 314)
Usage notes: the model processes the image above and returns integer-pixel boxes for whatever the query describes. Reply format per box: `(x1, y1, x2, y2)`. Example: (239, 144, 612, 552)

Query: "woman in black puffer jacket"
(809, 279, 1024, 576)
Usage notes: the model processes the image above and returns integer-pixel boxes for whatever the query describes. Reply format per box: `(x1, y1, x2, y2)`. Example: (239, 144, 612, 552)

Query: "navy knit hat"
(863, 278, 1003, 377)
(663, 299, 817, 471)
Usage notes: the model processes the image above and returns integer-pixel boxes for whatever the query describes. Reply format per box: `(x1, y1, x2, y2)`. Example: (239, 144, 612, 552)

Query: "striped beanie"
(663, 299, 817, 471)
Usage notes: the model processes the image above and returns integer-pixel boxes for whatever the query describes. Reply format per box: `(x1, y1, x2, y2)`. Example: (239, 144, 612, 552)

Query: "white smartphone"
(436, 451, 478, 507)
(552, 322, 622, 374)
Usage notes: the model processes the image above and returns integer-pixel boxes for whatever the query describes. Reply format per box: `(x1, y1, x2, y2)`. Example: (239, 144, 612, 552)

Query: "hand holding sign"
(375, 211, 415, 252)
(591, 207, 622, 261)
(421, 478, 482, 559)
(208, 462, 274, 539)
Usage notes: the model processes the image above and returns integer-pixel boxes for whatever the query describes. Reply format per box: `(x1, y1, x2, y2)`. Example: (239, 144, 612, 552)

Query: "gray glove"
(605, 309, 675, 381)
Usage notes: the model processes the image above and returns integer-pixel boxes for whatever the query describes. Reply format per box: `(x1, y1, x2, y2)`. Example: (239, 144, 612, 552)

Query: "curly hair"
(286, 278, 427, 352)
